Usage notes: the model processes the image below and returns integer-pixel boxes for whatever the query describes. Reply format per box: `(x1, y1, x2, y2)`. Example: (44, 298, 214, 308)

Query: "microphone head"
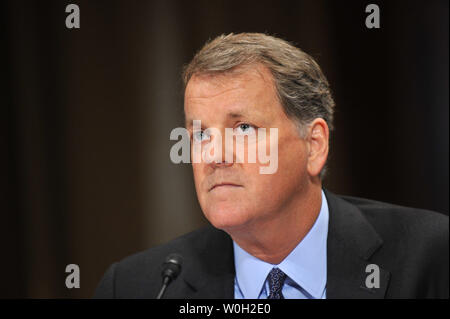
(161, 253, 183, 281)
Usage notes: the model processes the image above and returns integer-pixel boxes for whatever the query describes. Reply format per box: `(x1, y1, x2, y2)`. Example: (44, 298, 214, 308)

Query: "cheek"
(261, 137, 308, 195)
(250, 167, 303, 207)
(192, 163, 205, 194)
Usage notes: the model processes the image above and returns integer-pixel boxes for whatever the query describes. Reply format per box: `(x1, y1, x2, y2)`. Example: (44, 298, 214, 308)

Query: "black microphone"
(156, 253, 183, 299)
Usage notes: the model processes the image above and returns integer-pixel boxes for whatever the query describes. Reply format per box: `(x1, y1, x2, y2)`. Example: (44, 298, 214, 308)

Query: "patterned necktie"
(267, 267, 287, 299)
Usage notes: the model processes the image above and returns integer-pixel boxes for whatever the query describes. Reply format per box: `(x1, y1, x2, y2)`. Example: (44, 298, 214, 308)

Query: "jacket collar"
(324, 189, 390, 298)
(179, 227, 235, 299)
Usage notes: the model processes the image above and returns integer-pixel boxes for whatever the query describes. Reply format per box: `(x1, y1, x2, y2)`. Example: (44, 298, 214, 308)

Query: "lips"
(209, 183, 243, 192)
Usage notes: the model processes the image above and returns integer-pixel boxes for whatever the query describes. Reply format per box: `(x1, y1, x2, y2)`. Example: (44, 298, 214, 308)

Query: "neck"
(228, 184, 322, 265)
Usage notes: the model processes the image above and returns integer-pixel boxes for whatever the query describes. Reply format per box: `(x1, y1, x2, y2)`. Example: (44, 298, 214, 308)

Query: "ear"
(306, 118, 329, 177)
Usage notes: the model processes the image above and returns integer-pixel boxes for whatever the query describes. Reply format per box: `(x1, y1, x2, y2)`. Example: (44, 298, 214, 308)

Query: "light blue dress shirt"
(233, 190, 329, 299)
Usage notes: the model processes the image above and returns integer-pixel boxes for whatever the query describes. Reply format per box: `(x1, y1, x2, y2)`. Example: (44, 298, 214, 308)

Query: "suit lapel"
(179, 227, 235, 299)
(324, 189, 390, 298)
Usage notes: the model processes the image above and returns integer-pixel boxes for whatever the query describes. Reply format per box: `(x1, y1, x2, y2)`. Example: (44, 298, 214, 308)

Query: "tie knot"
(267, 267, 287, 299)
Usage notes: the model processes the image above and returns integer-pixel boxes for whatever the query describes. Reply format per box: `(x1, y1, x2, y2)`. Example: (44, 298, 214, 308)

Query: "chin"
(203, 203, 251, 231)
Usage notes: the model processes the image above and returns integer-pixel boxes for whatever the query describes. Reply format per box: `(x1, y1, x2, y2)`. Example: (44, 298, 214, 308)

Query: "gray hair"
(183, 33, 335, 178)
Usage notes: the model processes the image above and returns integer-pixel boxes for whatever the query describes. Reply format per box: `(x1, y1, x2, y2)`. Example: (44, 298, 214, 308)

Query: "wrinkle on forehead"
(184, 63, 276, 101)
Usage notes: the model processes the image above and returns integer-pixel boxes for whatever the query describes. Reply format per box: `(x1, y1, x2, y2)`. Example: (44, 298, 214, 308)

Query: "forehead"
(184, 65, 279, 124)
(185, 64, 276, 103)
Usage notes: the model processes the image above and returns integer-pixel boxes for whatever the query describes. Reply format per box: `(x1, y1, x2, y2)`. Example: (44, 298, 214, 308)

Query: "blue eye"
(235, 123, 256, 135)
(193, 130, 210, 142)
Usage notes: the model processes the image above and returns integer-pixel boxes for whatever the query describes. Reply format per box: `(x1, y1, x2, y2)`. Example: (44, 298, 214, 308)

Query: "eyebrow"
(185, 111, 248, 128)
(227, 112, 245, 119)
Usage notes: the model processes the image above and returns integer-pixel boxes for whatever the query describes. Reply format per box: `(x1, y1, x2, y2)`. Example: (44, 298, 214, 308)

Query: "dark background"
(2, 0, 448, 298)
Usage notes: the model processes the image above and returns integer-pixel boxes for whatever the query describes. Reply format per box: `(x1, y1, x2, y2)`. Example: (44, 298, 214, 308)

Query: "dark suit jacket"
(94, 190, 449, 299)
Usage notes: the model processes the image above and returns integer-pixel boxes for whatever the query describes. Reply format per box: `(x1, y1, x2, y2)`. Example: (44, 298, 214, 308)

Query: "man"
(94, 33, 448, 299)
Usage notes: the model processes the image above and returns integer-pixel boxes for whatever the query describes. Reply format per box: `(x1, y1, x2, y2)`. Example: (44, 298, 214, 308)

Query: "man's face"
(184, 65, 311, 233)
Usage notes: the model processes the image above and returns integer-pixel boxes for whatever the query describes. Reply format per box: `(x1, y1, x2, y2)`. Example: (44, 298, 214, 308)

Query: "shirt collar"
(233, 190, 329, 299)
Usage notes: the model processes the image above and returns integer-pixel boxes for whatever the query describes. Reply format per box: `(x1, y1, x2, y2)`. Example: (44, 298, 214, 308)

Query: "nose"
(209, 129, 234, 168)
